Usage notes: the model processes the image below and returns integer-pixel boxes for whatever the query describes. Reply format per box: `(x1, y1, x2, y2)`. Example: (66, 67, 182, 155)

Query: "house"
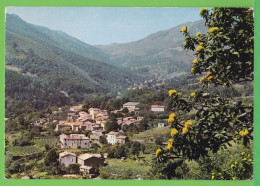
(123, 102, 140, 112)
(78, 153, 105, 170)
(59, 151, 77, 167)
(60, 134, 92, 149)
(158, 123, 165, 128)
(69, 105, 82, 112)
(137, 116, 144, 121)
(106, 131, 127, 145)
(88, 108, 101, 119)
(90, 131, 104, 141)
(151, 105, 165, 112)
(67, 113, 79, 122)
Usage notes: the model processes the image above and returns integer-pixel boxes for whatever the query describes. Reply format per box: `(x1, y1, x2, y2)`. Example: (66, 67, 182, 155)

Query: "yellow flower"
(209, 27, 219, 33)
(156, 149, 162, 157)
(197, 45, 204, 52)
(242, 158, 247, 161)
(239, 130, 245, 137)
(169, 113, 176, 119)
(212, 176, 214, 180)
(235, 161, 237, 165)
(241, 152, 245, 156)
(178, 93, 182, 97)
(191, 67, 195, 73)
(171, 128, 178, 136)
(200, 77, 205, 83)
(207, 71, 211, 76)
(196, 32, 201, 36)
(199, 42, 204, 46)
(249, 159, 253, 162)
(208, 76, 213, 80)
(169, 90, 177, 96)
(248, 154, 251, 157)
(218, 173, 221, 175)
(168, 118, 175, 123)
(239, 129, 249, 137)
(185, 120, 192, 128)
(190, 92, 196, 97)
(182, 127, 188, 134)
(193, 59, 198, 64)
(212, 173, 215, 175)
(167, 139, 173, 150)
(181, 26, 187, 32)
(167, 143, 173, 150)
(231, 164, 235, 168)
(200, 8, 207, 15)
(233, 177, 236, 180)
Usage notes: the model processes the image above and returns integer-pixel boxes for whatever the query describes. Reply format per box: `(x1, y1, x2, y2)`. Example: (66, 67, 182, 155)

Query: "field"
(33, 137, 58, 149)
(102, 155, 152, 178)
(131, 125, 171, 140)
(8, 146, 42, 157)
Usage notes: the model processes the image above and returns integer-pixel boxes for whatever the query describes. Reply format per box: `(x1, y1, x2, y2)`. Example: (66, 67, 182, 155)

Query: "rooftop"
(123, 102, 140, 106)
(78, 153, 102, 160)
(59, 151, 76, 157)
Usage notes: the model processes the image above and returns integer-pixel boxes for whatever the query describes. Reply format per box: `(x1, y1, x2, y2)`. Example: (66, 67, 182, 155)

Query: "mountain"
(5, 14, 144, 117)
(96, 20, 207, 80)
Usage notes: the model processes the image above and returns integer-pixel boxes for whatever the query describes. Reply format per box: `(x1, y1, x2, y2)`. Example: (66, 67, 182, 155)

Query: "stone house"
(60, 134, 92, 149)
(59, 151, 77, 167)
(78, 153, 105, 169)
(158, 123, 165, 128)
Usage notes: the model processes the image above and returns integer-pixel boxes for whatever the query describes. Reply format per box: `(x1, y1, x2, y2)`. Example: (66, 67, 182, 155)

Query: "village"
(45, 102, 167, 178)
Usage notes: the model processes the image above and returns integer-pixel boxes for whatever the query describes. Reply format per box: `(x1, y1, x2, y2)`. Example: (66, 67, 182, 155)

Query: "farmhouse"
(151, 105, 165, 112)
(78, 153, 105, 169)
(106, 131, 127, 145)
(60, 134, 92, 149)
(59, 151, 77, 167)
(123, 102, 140, 112)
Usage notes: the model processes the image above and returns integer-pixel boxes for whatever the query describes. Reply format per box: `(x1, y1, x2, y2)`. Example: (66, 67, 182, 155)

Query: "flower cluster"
(168, 113, 176, 123)
(167, 139, 174, 150)
(156, 148, 162, 157)
(239, 129, 249, 137)
(182, 120, 192, 134)
(171, 128, 178, 137)
(181, 26, 187, 33)
(169, 90, 177, 97)
(209, 27, 219, 33)
(196, 45, 204, 52)
(190, 92, 196, 97)
(200, 8, 207, 15)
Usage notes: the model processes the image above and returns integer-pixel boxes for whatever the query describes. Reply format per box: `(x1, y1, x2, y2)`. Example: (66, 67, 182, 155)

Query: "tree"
(67, 164, 80, 174)
(44, 148, 58, 167)
(104, 118, 119, 133)
(122, 107, 129, 113)
(130, 142, 141, 158)
(99, 135, 108, 144)
(154, 8, 254, 180)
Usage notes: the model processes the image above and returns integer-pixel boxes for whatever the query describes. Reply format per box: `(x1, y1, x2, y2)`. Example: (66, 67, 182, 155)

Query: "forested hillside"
(97, 20, 207, 79)
(5, 14, 144, 118)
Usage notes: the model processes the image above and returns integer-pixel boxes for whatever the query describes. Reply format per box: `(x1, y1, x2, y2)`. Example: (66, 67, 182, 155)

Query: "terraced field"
(8, 146, 42, 157)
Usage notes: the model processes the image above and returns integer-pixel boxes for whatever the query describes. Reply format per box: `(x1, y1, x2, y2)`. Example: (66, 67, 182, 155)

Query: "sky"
(6, 7, 202, 45)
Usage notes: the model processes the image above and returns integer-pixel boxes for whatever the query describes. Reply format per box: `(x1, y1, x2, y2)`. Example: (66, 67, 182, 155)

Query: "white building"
(151, 105, 165, 112)
(123, 102, 140, 112)
(158, 123, 165, 128)
(106, 131, 127, 145)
